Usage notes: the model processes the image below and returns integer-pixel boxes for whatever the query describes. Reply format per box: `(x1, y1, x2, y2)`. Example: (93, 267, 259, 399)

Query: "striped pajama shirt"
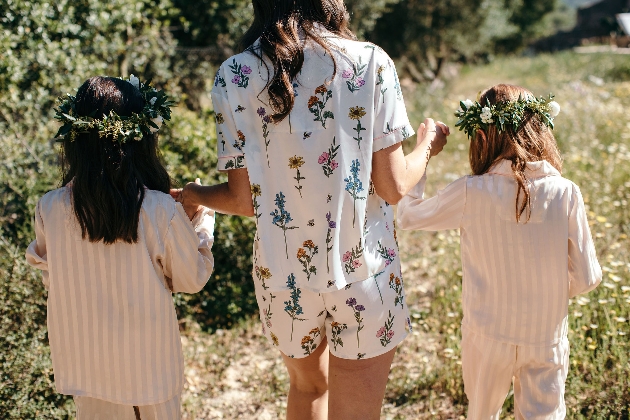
(26, 187, 215, 418)
(397, 159, 602, 419)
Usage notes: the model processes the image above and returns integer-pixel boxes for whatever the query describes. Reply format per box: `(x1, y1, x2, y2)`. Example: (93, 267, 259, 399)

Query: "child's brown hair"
(470, 84, 563, 223)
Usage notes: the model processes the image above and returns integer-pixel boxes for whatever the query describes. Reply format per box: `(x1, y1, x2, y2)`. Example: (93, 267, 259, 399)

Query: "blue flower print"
(344, 159, 367, 227)
(284, 274, 305, 341)
(270, 192, 299, 259)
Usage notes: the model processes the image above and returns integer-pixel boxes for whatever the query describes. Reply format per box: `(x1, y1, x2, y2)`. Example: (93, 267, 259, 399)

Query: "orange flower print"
(237, 130, 246, 141)
(389, 273, 404, 308)
(315, 84, 328, 94)
(308, 96, 319, 109)
(297, 248, 307, 260)
(297, 240, 318, 281)
(301, 327, 321, 356)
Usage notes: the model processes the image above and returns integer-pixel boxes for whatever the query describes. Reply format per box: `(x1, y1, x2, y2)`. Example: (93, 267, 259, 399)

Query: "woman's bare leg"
(281, 337, 330, 420)
(328, 347, 397, 420)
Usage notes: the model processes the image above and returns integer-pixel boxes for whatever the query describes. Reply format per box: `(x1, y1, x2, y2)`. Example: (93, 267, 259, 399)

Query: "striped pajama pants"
(461, 327, 570, 420)
(74, 394, 181, 420)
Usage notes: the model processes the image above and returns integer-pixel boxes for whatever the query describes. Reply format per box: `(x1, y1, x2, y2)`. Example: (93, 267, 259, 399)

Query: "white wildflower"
(548, 101, 561, 117)
(129, 74, 140, 89)
(150, 97, 157, 106)
(480, 106, 494, 124)
(149, 116, 163, 133)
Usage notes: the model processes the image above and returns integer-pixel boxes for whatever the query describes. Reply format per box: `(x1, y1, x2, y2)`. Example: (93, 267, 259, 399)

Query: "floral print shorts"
(255, 263, 411, 360)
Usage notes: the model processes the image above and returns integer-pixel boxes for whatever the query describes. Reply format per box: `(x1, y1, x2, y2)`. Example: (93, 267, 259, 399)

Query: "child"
(25, 76, 214, 420)
(397, 84, 602, 419)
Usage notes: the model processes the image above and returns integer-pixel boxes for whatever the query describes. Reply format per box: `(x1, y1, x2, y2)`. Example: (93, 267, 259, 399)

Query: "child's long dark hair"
(470, 84, 563, 223)
(242, 0, 355, 123)
(60, 76, 171, 244)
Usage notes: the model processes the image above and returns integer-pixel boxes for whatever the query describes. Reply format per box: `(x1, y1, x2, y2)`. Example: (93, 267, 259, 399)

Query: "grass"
(179, 51, 630, 419)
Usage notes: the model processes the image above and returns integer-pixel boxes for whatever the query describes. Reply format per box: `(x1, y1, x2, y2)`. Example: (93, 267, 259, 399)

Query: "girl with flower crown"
(397, 84, 602, 419)
(25, 76, 215, 419)
(173, 0, 449, 418)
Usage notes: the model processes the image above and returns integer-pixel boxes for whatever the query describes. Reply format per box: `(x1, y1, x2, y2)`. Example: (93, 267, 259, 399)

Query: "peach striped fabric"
(26, 187, 214, 405)
(397, 159, 602, 346)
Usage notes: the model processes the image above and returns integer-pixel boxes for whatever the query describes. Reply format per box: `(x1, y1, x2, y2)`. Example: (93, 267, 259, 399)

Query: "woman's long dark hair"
(242, 0, 355, 123)
(60, 76, 171, 244)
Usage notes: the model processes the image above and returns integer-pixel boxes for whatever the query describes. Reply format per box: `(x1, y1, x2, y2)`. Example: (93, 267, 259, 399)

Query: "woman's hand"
(171, 179, 205, 221)
(416, 118, 449, 158)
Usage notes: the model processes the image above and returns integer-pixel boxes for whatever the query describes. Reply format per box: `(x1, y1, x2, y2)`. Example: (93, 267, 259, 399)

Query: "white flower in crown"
(150, 116, 163, 133)
(129, 74, 140, 89)
(149, 97, 157, 106)
(480, 106, 494, 124)
(462, 99, 474, 109)
(548, 101, 561, 117)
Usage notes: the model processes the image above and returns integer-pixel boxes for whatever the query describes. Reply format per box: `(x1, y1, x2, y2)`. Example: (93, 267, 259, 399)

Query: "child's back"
(400, 159, 600, 346)
(28, 186, 213, 404)
(397, 84, 601, 419)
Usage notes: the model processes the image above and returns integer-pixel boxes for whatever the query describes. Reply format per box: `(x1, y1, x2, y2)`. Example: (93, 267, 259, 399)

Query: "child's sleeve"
(568, 184, 602, 298)
(397, 174, 467, 231)
(25, 200, 50, 290)
(372, 52, 415, 152)
(161, 204, 215, 294)
(211, 65, 247, 171)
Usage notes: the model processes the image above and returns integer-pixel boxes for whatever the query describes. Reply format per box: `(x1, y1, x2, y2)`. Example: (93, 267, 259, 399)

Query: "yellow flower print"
(288, 155, 305, 169)
(271, 332, 279, 346)
(348, 106, 366, 121)
(377, 65, 385, 74)
(251, 183, 262, 197)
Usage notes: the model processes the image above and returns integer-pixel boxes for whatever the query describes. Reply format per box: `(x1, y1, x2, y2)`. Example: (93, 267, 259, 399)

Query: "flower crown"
(454, 94, 560, 140)
(54, 75, 174, 143)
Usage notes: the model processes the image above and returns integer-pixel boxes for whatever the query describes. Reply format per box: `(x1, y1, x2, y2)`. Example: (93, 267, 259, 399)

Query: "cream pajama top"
(25, 187, 215, 405)
(397, 160, 602, 346)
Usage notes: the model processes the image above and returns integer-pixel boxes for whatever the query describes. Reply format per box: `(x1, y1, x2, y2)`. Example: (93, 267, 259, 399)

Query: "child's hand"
(417, 118, 449, 157)
(178, 179, 205, 221)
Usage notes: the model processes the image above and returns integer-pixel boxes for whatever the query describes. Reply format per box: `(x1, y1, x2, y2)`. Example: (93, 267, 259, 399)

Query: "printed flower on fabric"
(215, 113, 225, 124)
(271, 331, 279, 346)
(308, 85, 334, 128)
(233, 130, 246, 151)
(346, 298, 365, 347)
(330, 321, 348, 351)
(376, 65, 387, 103)
(270, 192, 299, 259)
(343, 56, 367, 93)
(255, 265, 272, 290)
(228, 59, 251, 88)
(319, 136, 339, 178)
(342, 238, 363, 275)
(325, 212, 336, 274)
(284, 274, 305, 341)
(297, 240, 318, 281)
(389, 273, 404, 308)
(348, 107, 366, 149)
(377, 241, 396, 267)
(288, 155, 306, 198)
(214, 69, 226, 87)
(301, 327, 322, 356)
(377, 310, 396, 347)
(344, 159, 366, 227)
(257, 107, 273, 168)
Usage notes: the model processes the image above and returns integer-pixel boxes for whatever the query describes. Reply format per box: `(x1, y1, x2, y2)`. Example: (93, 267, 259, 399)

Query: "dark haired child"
(26, 76, 214, 420)
(397, 84, 602, 419)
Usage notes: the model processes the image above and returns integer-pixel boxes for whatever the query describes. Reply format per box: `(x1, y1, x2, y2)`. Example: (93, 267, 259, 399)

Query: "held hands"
(416, 118, 450, 158)
(169, 179, 206, 221)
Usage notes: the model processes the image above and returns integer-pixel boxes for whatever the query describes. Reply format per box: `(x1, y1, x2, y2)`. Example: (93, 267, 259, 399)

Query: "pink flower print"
(266, 319, 272, 328)
(232, 75, 241, 84)
(330, 160, 338, 170)
(318, 152, 329, 164)
(386, 222, 390, 231)
(342, 251, 352, 263)
(352, 259, 362, 269)
(357, 78, 366, 87)
(387, 330, 395, 340)
(262, 324, 266, 334)
(376, 327, 386, 338)
(388, 249, 396, 258)
(342, 68, 353, 79)
(385, 259, 391, 267)
(241, 65, 252, 75)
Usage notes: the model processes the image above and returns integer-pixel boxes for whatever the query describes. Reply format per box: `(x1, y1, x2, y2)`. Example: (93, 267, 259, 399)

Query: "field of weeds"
(179, 52, 630, 419)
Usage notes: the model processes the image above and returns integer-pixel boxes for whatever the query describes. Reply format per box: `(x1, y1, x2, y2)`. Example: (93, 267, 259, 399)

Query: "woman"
(178, 1, 448, 418)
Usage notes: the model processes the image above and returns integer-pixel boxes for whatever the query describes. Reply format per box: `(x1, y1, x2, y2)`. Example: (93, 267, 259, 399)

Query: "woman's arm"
(372, 118, 448, 205)
(25, 201, 50, 290)
(176, 168, 254, 217)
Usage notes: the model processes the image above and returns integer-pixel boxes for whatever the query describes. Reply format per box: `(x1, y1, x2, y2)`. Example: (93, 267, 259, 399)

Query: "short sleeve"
(211, 65, 247, 171)
(372, 53, 415, 152)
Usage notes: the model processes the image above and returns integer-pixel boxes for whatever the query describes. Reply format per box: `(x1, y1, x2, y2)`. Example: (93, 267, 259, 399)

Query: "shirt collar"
(488, 159, 561, 178)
